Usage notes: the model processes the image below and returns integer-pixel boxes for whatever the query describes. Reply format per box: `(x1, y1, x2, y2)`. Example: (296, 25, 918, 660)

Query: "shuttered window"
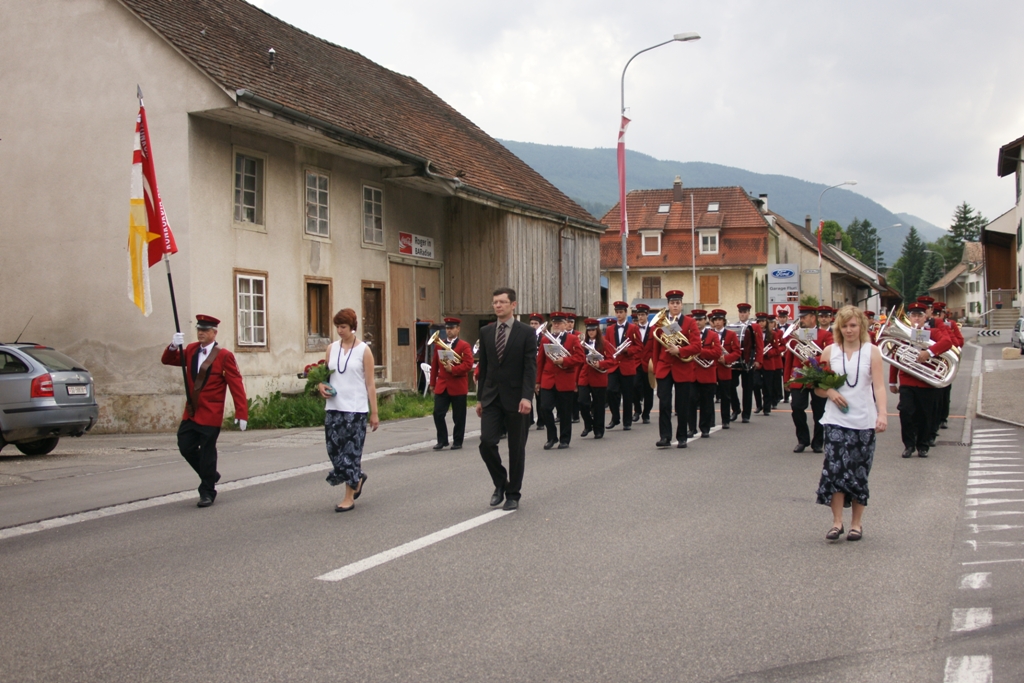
(642, 276, 661, 299)
(699, 275, 719, 304)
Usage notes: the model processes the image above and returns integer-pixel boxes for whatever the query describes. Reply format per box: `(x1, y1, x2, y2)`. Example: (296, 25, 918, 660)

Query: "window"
(657, 203, 670, 214)
(642, 276, 661, 299)
(699, 275, 719, 304)
(707, 202, 720, 212)
(305, 171, 329, 237)
(235, 272, 267, 347)
(363, 185, 384, 245)
(306, 278, 331, 351)
(641, 232, 661, 255)
(234, 153, 264, 225)
(0, 352, 28, 374)
(700, 231, 719, 254)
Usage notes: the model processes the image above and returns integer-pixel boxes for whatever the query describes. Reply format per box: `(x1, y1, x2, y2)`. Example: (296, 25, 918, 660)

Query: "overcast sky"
(251, 0, 1024, 229)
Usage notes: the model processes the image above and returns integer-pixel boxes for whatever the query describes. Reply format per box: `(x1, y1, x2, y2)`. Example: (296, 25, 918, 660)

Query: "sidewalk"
(979, 352, 1024, 426)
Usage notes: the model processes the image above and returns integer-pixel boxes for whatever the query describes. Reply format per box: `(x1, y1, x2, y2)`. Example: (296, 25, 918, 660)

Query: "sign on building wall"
(768, 264, 800, 319)
(398, 232, 435, 259)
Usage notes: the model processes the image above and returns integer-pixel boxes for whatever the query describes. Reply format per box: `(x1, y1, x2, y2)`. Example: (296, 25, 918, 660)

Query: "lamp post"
(923, 249, 948, 302)
(816, 180, 857, 306)
(619, 32, 700, 305)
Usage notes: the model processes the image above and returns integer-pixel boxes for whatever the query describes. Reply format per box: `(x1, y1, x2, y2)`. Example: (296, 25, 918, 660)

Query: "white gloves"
(171, 332, 185, 348)
(235, 419, 247, 431)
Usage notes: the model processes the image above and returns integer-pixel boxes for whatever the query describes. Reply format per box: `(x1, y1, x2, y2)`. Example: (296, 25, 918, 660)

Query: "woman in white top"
(318, 308, 379, 512)
(814, 306, 887, 541)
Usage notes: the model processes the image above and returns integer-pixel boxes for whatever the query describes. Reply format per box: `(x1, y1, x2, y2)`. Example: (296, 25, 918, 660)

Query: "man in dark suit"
(476, 287, 538, 511)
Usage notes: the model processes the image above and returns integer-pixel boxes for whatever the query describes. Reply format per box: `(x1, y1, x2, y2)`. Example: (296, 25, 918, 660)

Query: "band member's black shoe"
(925, 439, 936, 448)
(918, 448, 929, 458)
(741, 417, 750, 423)
(656, 439, 672, 448)
(687, 430, 697, 439)
(490, 487, 505, 506)
(763, 409, 771, 416)
(642, 417, 651, 424)
(581, 429, 591, 438)
(793, 444, 807, 453)
(450, 443, 462, 450)
(557, 443, 570, 449)
(197, 494, 215, 508)
(812, 446, 823, 454)
(940, 420, 948, 429)
(535, 423, 544, 431)
(432, 442, 448, 451)
(572, 418, 580, 424)
(502, 498, 518, 511)
(594, 433, 604, 439)
(623, 425, 631, 431)
(677, 440, 687, 449)
(729, 412, 739, 423)
(901, 447, 914, 458)
(722, 423, 730, 429)
(632, 412, 641, 422)
(543, 440, 557, 450)
(606, 420, 619, 429)
(700, 432, 710, 438)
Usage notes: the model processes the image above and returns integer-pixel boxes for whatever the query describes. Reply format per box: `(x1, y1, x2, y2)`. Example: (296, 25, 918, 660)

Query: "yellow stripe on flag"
(128, 198, 157, 316)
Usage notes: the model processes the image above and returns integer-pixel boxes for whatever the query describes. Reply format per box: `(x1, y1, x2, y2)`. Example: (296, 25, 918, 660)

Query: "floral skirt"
(816, 424, 875, 507)
(324, 410, 367, 488)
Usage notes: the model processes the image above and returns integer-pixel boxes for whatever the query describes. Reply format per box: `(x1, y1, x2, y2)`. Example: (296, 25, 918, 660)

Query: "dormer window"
(707, 202, 720, 212)
(657, 203, 670, 214)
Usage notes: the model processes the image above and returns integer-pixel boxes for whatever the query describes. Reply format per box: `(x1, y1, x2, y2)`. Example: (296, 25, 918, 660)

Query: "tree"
(916, 252, 945, 298)
(819, 220, 859, 259)
(800, 294, 819, 307)
(947, 201, 986, 264)
(892, 225, 926, 302)
(847, 217, 884, 270)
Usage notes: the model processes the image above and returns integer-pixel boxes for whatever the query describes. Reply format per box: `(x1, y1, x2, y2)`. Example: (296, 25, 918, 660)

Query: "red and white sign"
(398, 231, 434, 259)
(772, 303, 795, 318)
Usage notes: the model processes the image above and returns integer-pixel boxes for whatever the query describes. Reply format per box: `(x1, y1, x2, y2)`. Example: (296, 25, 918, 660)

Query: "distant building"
(927, 241, 986, 320)
(996, 134, 1024, 318)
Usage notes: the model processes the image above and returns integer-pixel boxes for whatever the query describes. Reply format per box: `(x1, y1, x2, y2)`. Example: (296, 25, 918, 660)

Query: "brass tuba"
(649, 309, 689, 351)
(781, 322, 823, 363)
(876, 306, 959, 388)
(428, 330, 467, 368)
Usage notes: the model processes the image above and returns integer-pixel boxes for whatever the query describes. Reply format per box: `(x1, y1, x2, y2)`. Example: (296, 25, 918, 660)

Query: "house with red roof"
(0, 0, 603, 430)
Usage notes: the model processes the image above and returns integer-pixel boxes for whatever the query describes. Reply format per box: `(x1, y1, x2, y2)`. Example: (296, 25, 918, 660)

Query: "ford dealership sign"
(771, 268, 795, 279)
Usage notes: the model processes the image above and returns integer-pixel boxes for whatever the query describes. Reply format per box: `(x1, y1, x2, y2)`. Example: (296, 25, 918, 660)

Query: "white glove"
(171, 332, 185, 348)
(235, 419, 247, 431)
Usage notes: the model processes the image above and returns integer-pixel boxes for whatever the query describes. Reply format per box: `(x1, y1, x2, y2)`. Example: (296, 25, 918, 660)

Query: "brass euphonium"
(428, 330, 467, 369)
(649, 309, 689, 351)
(781, 322, 823, 363)
(876, 305, 959, 388)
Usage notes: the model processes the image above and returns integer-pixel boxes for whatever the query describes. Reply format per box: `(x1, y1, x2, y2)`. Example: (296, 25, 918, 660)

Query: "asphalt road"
(2, 342, 1022, 682)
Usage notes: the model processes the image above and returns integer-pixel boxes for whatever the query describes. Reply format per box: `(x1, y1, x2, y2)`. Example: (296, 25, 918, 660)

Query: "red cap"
(443, 317, 461, 326)
(916, 296, 935, 305)
(195, 314, 220, 329)
(755, 311, 768, 320)
(933, 302, 946, 311)
(665, 290, 684, 301)
(584, 318, 600, 327)
(549, 312, 567, 320)
(634, 303, 651, 313)
(767, 314, 777, 321)
(799, 306, 818, 315)
(690, 309, 707, 318)
(613, 301, 629, 310)
(529, 313, 544, 322)
(908, 302, 928, 312)
(710, 309, 727, 318)
(817, 306, 833, 314)
(865, 310, 876, 318)
(737, 303, 752, 311)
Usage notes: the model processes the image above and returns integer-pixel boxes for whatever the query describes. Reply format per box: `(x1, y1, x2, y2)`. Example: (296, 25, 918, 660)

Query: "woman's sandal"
(353, 472, 368, 500)
(847, 527, 863, 541)
(334, 502, 354, 513)
(825, 524, 845, 540)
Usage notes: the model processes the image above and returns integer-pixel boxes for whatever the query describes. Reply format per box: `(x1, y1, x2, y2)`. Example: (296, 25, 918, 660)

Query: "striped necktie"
(496, 322, 507, 362)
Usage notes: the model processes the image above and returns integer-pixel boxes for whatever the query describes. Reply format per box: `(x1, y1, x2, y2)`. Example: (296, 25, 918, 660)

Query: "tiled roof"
(963, 241, 985, 265)
(998, 133, 1024, 177)
(929, 262, 968, 291)
(599, 187, 769, 269)
(118, 0, 597, 226)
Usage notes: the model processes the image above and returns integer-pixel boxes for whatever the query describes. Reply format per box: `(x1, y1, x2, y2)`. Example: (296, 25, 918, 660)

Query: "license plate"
(66, 385, 88, 396)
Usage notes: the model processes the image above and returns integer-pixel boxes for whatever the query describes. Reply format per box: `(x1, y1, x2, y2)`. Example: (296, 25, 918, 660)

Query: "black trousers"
(790, 386, 826, 448)
(479, 401, 529, 501)
(736, 368, 761, 417)
(937, 384, 952, 430)
(177, 420, 221, 497)
(540, 388, 575, 445)
(899, 385, 939, 450)
(578, 385, 607, 437)
(759, 369, 778, 414)
(632, 373, 654, 420)
(692, 382, 716, 435)
(657, 378, 693, 442)
(718, 379, 735, 426)
(774, 370, 784, 407)
(433, 391, 467, 446)
(607, 371, 635, 427)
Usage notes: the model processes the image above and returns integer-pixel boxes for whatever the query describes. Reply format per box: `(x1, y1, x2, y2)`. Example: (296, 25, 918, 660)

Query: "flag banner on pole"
(617, 116, 631, 236)
(817, 220, 823, 268)
(128, 97, 177, 316)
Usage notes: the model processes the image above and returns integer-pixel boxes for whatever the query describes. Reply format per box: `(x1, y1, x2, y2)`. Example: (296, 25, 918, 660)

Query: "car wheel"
(15, 437, 60, 456)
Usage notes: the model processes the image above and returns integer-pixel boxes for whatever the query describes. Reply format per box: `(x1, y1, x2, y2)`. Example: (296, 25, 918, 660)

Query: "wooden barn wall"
(444, 199, 508, 315)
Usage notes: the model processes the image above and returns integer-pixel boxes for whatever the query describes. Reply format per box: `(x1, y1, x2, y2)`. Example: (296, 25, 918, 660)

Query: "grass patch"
(224, 391, 476, 430)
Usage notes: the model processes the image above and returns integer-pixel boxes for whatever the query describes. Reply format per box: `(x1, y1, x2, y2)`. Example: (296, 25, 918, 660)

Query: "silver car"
(0, 343, 99, 455)
(1013, 318, 1024, 349)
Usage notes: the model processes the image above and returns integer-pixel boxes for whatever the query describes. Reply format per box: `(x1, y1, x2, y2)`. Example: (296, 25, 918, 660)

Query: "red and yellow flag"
(128, 98, 177, 316)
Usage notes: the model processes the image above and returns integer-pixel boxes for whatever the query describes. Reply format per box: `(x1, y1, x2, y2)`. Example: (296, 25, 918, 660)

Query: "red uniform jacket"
(161, 342, 248, 427)
(737, 321, 764, 368)
(762, 327, 783, 372)
(717, 328, 741, 381)
(603, 321, 644, 375)
(636, 323, 656, 377)
(538, 332, 584, 392)
(577, 338, 619, 388)
(783, 327, 835, 383)
(695, 327, 723, 384)
(430, 337, 474, 396)
(945, 319, 964, 347)
(888, 321, 954, 388)
(654, 315, 703, 382)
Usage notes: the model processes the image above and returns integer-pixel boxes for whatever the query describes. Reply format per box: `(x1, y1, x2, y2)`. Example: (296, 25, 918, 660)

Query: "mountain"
(500, 139, 949, 270)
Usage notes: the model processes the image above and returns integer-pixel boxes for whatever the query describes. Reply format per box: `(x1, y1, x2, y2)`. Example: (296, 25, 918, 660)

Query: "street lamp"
(816, 180, 857, 306)
(923, 249, 948, 302)
(618, 32, 701, 304)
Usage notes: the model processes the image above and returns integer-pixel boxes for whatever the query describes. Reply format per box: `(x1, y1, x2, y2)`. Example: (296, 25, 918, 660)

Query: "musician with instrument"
(529, 313, 546, 431)
(604, 301, 643, 431)
(731, 303, 764, 423)
(566, 314, 582, 424)
(652, 290, 702, 448)
(775, 308, 792, 404)
(430, 317, 475, 451)
(536, 312, 584, 449)
(865, 311, 880, 344)
(888, 301, 954, 458)
(785, 305, 834, 453)
(688, 310, 723, 438)
(932, 301, 962, 433)
(632, 303, 656, 424)
(818, 306, 834, 331)
(711, 310, 741, 430)
(577, 318, 619, 439)
(757, 313, 780, 415)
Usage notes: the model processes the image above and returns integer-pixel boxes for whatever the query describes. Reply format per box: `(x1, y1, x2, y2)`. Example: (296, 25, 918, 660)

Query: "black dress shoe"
(450, 443, 462, 450)
(741, 417, 750, 423)
(557, 443, 570, 449)
(490, 487, 505, 507)
(197, 494, 215, 508)
(656, 439, 672, 448)
(687, 430, 697, 439)
(925, 439, 936, 448)
(623, 425, 631, 431)
(607, 420, 619, 429)
(594, 433, 604, 439)
(793, 444, 807, 453)
(502, 497, 519, 511)
(632, 412, 642, 423)
(812, 446, 823, 454)
(543, 440, 557, 450)
(432, 442, 448, 451)
(700, 432, 710, 438)
(940, 420, 948, 429)
(535, 423, 544, 431)
(918, 448, 929, 458)
(901, 447, 914, 458)
(642, 417, 651, 424)
(722, 423, 730, 429)
(677, 440, 687, 449)
(763, 409, 771, 416)
(729, 412, 739, 423)
(580, 428, 591, 438)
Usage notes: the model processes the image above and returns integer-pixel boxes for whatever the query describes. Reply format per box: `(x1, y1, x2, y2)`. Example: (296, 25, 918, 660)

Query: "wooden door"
(388, 263, 416, 389)
(417, 267, 441, 324)
(361, 283, 384, 369)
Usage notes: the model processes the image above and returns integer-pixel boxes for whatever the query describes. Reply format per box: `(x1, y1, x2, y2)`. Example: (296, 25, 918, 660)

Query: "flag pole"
(165, 253, 195, 416)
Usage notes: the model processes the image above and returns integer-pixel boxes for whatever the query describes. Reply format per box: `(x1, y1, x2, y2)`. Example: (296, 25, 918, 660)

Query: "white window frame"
(235, 271, 268, 348)
(304, 168, 330, 238)
(362, 184, 384, 247)
(699, 230, 719, 254)
(640, 230, 662, 256)
(232, 147, 267, 231)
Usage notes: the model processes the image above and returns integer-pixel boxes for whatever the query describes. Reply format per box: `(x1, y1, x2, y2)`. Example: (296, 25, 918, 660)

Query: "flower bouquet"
(789, 357, 849, 412)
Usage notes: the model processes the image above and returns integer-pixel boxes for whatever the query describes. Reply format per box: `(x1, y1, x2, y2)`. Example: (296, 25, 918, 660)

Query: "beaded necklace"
(334, 336, 356, 375)
(839, 340, 862, 388)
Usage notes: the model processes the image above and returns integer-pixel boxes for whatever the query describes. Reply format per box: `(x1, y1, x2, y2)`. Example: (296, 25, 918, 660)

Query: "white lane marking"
(974, 428, 1016, 433)
(670, 423, 724, 446)
(943, 655, 992, 683)
(967, 524, 1024, 533)
(966, 498, 1024, 506)
(966, 487, 1024, 495)
(969, 462, 1022, 468)
(967, 471, 1024, 476)
(0, 431, 482, 542)
(970, 456, 1022, 460)
(951, 608, 993, 632)
(963, 558, 1024, 565)
(959, 573, 991, 589)
(967, 479, 1024, 486)
(316, 509, 514, 582)
(965, 510, 1024, 518)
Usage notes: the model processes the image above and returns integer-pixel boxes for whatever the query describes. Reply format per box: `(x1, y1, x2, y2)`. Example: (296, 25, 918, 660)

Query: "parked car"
(0, 343, 99, 455)
(1012, 318, 1024, 349)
